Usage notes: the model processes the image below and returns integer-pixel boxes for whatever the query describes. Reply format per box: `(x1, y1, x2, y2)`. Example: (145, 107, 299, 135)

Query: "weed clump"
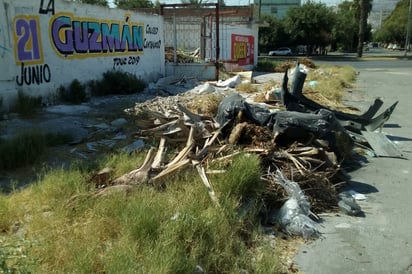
(0, 131, 71, 171)
(11, 90, 42, 117)
(236, 82, 259, 93)
(256, 60, 278, 72)
(89, 70, 146, 96)
(58, 79, 88, 104)
(256, 58, 316, 73)
(0, 132, 46, 171)
(305, 65, 357, 107)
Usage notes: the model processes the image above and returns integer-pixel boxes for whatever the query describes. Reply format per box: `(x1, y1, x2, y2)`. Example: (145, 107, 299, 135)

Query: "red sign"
(231, 34, 254, 66)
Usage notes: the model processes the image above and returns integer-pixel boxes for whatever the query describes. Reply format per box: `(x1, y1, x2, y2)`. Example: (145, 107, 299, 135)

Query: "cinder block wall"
(0, 0, 165, 110)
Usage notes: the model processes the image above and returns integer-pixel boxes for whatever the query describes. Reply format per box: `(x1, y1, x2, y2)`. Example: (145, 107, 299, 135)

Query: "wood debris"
(84, 90, 348, 214)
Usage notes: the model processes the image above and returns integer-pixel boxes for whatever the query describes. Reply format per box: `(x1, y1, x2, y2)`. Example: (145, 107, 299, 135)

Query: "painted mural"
(231, 34, 254, 66)
(0, 0, 164, 99)
(50, 13, 144, 57)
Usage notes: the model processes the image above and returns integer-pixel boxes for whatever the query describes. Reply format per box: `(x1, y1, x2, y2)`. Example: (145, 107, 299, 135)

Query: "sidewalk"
(293, 62, 412, 274)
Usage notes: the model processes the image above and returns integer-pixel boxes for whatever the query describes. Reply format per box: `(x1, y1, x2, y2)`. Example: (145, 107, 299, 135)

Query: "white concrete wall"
(219, 23, 258, 70)
(164, 17, 201, 51)
(163, 15, 258, 71)
(0, 0, 164, 110)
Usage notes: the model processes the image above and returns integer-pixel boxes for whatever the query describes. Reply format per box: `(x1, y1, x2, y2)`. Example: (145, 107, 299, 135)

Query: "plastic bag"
(274, 170, 320, 239)
(214, 93, 272, 129)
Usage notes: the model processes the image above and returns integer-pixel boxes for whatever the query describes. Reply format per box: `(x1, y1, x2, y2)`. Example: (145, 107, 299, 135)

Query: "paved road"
(294, 60, 412, 274)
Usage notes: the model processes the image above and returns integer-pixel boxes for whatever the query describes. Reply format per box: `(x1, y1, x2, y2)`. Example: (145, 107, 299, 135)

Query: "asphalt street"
(294, 59, 412, 274)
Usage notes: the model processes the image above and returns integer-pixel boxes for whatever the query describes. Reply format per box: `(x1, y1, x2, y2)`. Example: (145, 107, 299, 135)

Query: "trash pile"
(89, 62, 399, 239)
(165, 47, 201, 63)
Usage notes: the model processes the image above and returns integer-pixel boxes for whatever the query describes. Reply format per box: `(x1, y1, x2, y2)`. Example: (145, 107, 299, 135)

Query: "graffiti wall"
(231, 34, 254, 66)
(207, 23, 258, 70)
(0, 0, 164, 108)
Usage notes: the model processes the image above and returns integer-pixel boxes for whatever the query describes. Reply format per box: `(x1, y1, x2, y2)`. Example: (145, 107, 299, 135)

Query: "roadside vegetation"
(258, 0, 410, 56)
(373, 0, 412, 48)
(256, 57, 316, 73)
(305, 65, 357, 108)
(58, 71, 147, 104)
(0, 153, 282, 273)
(11, 90, 42, 118)
(255, 59, 356, 110)
(0, 131, 71, 172)
(88, 70, 146, 96)
(0, 63, 356, 272)
(258, 0, 372, 57)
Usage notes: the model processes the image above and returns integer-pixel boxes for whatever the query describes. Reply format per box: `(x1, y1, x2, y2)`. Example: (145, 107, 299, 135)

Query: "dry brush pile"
(86, 88, 352, 219)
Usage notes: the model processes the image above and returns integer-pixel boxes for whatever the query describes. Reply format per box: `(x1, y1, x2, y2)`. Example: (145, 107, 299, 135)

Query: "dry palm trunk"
(151, 126, 195, 182)
(111, 148, 156, 185)
(196, 164, 220, 207)
(151, 137, 167, 169)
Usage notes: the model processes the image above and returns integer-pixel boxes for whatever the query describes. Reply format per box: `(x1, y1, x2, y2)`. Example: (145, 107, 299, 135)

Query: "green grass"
(256, 59, 280, 72)
(11, 90, 42, 118)
(0, 152, 282, 273)
(89, 70, 146, 96)
(58, 79, 88, 104)
(0, 131, 71, 172)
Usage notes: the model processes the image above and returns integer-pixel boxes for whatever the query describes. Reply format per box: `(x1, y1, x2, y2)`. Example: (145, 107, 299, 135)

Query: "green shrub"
(58, 79, 87, 104)
(89, 70, 146, 96)
(11, 90, 42, 117)
(0, 131, 71, 171)
(0, 132, 46, 171)
(256, 60, 278, 72)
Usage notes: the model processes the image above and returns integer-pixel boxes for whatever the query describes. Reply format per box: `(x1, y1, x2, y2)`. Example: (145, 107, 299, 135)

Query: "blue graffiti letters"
(13, 16, 43, 64)
(51, 13, 144, 58)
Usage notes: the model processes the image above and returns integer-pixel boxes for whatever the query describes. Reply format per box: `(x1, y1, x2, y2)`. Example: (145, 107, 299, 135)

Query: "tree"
(283, 1, 335, 55)
(356, 0, 372, 57)
(115, 0, 154, 9)
(258, 15, 290, 54)
(332, 1, 359, 52)
(153, 0, 162, 8)
(374, 0, 412, 47)
(80, 0, 109, 6)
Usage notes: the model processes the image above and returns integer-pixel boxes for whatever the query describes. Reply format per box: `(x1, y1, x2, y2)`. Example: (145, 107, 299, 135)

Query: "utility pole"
(405, 0, 412, 56)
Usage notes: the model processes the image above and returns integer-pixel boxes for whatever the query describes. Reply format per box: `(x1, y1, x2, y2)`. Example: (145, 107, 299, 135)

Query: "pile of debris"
(88, 63, 399, 239)
(165, 47, 201, 63)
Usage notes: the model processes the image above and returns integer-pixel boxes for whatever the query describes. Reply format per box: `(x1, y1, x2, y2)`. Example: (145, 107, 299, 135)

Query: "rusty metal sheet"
(361, 131, 404, 158)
